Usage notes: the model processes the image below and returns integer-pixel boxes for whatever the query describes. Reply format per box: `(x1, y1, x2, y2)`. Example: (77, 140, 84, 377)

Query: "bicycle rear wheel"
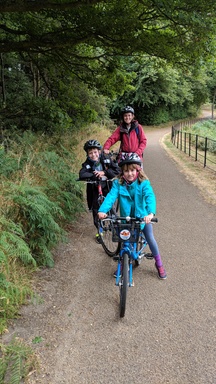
(99, 210, 120, 257)
(120, 252, 129, 318)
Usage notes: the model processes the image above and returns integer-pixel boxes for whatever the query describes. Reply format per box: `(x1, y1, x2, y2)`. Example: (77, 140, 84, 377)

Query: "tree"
(1, 0, 216, 131)
(0, 0, 216, 64)
(110, 56, 210, 124)
(205, 59, 216, 118)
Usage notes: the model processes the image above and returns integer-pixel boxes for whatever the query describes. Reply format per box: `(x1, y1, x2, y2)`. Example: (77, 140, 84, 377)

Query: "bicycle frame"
(81, 177, 109, 205)
(113, 220, 150, 287)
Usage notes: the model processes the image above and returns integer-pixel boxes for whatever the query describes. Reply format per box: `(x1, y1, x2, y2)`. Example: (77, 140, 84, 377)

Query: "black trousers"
(87, 184, 109, 229)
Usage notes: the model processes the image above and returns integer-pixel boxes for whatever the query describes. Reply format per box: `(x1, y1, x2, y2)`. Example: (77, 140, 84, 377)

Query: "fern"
(0, 216, 35, 266)
(0, 147, 20, 179)
(1, 232, 35, 266)
(0, 216, 35, 325)
(0, 131, 86, 333)
(0, 337, 38, 383)
(0, 281, 32, 321)
(31, 150, 84, 220)
(3, 183, 65, 266)
(0, 250, 6, 264)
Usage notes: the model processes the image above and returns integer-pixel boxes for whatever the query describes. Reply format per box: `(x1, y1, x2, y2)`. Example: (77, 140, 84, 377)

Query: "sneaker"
(95, 234, 102, 244)
(155, 263, 167, 279)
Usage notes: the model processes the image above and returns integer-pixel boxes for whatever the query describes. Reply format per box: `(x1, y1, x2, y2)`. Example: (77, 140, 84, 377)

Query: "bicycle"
(78, 177, 120, 257)
(101, 215, 158, 317)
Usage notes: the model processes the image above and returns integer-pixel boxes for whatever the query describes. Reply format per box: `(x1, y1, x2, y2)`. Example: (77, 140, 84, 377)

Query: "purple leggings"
(143, 223, 160, 256)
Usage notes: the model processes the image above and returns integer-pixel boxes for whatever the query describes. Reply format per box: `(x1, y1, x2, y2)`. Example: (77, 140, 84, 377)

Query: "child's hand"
(144, 213, 154, 224)
(98, 212, 107, 219)
(93, 170, 105, 179)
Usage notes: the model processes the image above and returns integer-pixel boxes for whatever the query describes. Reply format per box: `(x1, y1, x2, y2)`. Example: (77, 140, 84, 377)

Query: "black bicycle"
(78, 177, 120, 257)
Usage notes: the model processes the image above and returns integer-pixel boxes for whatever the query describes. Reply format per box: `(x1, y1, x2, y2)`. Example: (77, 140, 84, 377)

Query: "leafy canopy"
(1, 0, 216, 65)
(1, 0, 216, 130)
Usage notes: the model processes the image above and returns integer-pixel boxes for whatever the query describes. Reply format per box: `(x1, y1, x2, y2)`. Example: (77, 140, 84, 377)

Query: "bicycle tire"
(120, 252, 129, 318)
(99, 209, 120, 257)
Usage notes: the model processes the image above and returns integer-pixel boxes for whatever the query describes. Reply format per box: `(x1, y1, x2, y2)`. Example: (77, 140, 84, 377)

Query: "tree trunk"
(212, 88, 216, 119)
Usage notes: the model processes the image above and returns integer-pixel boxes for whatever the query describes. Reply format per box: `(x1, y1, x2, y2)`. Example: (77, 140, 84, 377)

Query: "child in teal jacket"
(98, 152, 167, 279)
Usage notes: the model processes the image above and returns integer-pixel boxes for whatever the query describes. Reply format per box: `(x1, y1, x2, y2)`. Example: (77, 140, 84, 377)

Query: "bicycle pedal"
(113, 255, 119, 261)
(135, 258, 141, 266)
(145, 253, 154, 260)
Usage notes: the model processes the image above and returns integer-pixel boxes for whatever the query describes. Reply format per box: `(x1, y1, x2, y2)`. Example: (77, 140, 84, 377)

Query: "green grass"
(184, 119, 216, 140)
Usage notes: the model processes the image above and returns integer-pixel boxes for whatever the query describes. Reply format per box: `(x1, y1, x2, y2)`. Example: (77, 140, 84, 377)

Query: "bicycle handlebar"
(77, 177, 107, 183)
(77, 177, 117, 184)
(101, 216, 158, 223)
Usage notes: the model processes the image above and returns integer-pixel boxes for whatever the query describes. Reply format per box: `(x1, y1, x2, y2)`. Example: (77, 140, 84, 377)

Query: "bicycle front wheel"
(120, 252, 129, 318)
(99, 214, 120, 257)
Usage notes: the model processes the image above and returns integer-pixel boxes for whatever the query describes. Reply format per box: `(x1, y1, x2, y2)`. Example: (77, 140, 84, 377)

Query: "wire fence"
(171, 117, 216, 173)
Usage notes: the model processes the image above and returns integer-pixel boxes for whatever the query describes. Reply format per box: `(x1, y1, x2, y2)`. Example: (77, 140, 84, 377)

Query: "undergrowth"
(0, 128, 88, 335)
(187, 120, 216, 141)
(0, 122, 118, 381)
(0, 337, 39, 383)
(183, 120, 216, 153)
(0, 122, 117, 336)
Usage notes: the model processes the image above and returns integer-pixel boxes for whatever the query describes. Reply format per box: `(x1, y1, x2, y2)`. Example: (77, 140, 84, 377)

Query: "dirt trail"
(2, 126, 216, 384)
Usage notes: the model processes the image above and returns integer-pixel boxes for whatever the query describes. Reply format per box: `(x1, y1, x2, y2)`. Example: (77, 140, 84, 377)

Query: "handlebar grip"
(151, 218, 158, 223)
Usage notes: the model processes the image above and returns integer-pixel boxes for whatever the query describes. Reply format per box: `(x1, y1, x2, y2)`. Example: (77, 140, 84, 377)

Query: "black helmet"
(121, 105, 134, 115)
(84, 139, 102, 152)
(118, 152, 142, 167)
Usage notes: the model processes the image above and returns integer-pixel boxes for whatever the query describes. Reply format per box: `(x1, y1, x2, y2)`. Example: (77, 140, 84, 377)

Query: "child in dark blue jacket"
(79, 139, 120, 243)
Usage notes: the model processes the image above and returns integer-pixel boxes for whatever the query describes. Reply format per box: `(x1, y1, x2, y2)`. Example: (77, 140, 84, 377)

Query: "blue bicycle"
(101, 215, 157, 317)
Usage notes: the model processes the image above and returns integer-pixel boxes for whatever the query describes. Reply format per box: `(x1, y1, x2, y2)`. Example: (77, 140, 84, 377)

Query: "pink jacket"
(103, 120, 147, 158)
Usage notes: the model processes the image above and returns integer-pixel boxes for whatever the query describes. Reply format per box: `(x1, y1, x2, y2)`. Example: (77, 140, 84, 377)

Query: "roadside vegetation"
(0, 123, 114, 383)
(186, 120, 216, 141)
(183, 120, 216, 154)
(0, 123, 118, 335)
(161, 115, 216, 207)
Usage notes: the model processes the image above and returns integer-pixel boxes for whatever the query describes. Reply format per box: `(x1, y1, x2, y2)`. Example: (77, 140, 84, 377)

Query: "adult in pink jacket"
(103, 106, 147, 159)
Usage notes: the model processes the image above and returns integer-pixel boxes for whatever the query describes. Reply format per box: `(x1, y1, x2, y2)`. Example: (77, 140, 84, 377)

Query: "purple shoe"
(155, 264, 167, 279)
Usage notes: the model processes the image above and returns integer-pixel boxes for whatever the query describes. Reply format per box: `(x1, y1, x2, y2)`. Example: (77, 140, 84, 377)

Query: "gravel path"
(3, 127, 216, 384)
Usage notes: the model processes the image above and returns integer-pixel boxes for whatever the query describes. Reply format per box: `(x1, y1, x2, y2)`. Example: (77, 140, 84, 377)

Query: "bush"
(0, 216, 36, 332)
(0, 131, 85, 333)
(3, 182, 66, 267)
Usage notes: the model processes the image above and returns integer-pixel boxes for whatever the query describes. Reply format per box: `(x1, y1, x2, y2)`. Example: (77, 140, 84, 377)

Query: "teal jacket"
(98, 178, 156, 219)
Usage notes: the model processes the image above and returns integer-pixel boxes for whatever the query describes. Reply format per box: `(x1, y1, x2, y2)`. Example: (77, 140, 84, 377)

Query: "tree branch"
(0, 0, 105, 13)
